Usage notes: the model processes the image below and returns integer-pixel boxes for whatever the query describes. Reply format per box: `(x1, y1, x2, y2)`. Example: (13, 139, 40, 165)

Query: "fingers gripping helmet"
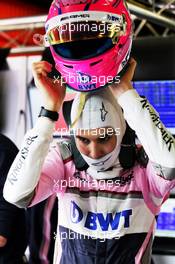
(45, 0, 132, 92)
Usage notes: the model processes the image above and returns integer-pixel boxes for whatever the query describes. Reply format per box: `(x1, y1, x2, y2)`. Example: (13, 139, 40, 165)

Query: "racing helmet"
(44, 0, 133, 92)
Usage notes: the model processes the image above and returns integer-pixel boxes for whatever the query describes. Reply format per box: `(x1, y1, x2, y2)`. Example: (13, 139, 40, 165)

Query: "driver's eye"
(98, 134, 112, 144)
(77, 136, 90, 145)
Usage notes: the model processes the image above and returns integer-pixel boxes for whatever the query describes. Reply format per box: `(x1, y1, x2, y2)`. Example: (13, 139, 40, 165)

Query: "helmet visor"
(52, 37, 115, 60)
(46, 21, 125, 46)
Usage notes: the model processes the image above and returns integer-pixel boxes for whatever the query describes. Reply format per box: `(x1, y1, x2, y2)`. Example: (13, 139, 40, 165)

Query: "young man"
(3, 59, 175, 264)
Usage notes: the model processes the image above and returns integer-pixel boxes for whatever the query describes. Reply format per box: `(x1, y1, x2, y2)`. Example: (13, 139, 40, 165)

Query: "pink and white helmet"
(44, 0, 132, 92)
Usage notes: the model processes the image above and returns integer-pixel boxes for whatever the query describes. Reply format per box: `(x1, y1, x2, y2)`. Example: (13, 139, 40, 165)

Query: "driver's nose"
(88, 142, 105, 159)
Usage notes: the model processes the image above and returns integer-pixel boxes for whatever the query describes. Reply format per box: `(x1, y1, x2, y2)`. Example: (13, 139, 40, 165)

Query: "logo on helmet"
(77, 72, 92, 83)
(107, 14, 121, 22)
(100, 102, 108, 122)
